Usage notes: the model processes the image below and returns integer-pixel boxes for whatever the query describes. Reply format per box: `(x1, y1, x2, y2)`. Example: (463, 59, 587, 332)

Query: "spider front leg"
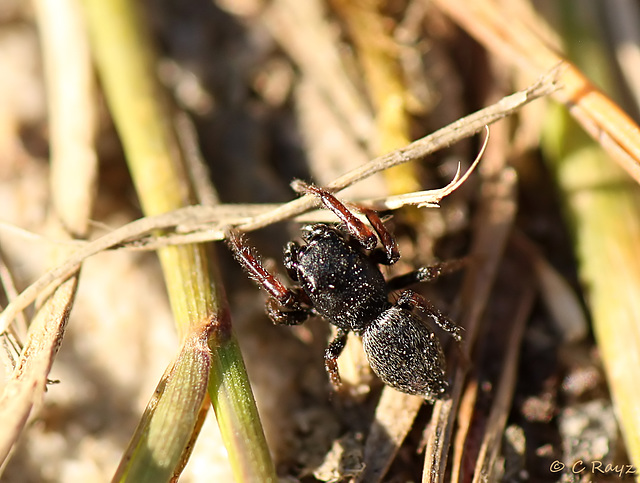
(292, 180, 400, 264)
(360, 207, 400, 265)
(283, 241, 302, 281)
(396, 290, 463, 342)
(226, 229, 303, 310)
(265, 297, 312, 326)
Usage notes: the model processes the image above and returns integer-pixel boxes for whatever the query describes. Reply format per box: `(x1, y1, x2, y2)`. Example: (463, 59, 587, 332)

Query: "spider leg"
(386, 258, 468, 291)
(294, 181, 401, 264)
(293, 181, 377, 250)
(226, 229, 301, 309)
(266, 298, 312, 326)
(396, 290, 463, 342)
(324, 328, 349, 388)
(283, 241, 301, 281)
(360, 207, 400, 264)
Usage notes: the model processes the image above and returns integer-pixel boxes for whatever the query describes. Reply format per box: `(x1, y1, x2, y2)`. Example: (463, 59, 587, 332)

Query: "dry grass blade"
(423, 165, 518, 481)
(356, 391, 424, 482)
(544, 129, 640, 472)
(0, 0, 97, 471)
(373, 127, 488, 209)
(0, 251, 28, 350)
(470, 253, 536, 482)
(432, 0, 640, 184)
(264, 0, 374, 143)
(450, 378, 479, 482)
(330, 0, 419, 194)
(538, 1, 640, 470)
(604, 0, 640, 110)
(512, 230, 588, 343)
(0, 279, 77, 467)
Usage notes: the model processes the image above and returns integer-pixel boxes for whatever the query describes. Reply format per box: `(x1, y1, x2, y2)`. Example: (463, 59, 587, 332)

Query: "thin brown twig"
(422, 165, 519, 481)
(0, 134, 486, 255)
(472, 281, 535, 482)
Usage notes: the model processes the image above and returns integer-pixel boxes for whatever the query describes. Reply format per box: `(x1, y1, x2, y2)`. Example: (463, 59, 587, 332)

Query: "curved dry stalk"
(371, 126, 489, 210)
(0, 73, 554, 336)
(0, 129, 488, 259)
(471, 268, 536, 482)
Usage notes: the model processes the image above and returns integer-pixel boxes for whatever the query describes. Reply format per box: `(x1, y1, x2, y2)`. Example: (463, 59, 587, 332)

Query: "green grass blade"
(80, 0, 276, 480)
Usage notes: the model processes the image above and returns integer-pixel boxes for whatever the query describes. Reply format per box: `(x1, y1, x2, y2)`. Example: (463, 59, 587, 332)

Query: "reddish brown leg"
(396, 290, 463, 342)
(293, 181, 377, 250)
(265, 298, 311, 326)
(226, 230, 299, 308)
(360, 207, 400, 264)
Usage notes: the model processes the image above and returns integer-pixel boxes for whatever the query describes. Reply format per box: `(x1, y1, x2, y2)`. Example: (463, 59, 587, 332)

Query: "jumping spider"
(226, 182, 463, 401)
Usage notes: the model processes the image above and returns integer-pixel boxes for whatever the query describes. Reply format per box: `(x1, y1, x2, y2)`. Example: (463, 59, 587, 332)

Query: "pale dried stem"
(0, 0, 97, 470)
(422, 166, 518, 481)
(0, 73, 555, 337)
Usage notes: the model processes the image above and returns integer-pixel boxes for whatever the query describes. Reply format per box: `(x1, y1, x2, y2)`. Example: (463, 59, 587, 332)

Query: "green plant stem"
(80, 0, 275, 481)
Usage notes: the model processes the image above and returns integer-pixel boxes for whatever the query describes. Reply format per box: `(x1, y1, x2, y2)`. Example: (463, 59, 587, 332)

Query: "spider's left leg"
(226, 229, 302, 309)
(396, 290, 463, 342)
(292, 181, 377, 249)
(265, 297, 312, 326)
(386, 258, 468, 291)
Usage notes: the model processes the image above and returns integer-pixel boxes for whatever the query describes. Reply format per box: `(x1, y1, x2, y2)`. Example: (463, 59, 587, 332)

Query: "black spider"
(226, 182, 463, 401)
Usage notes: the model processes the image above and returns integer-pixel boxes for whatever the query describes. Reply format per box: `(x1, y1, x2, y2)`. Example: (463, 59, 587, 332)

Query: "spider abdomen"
(362, 306, 447, 400)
